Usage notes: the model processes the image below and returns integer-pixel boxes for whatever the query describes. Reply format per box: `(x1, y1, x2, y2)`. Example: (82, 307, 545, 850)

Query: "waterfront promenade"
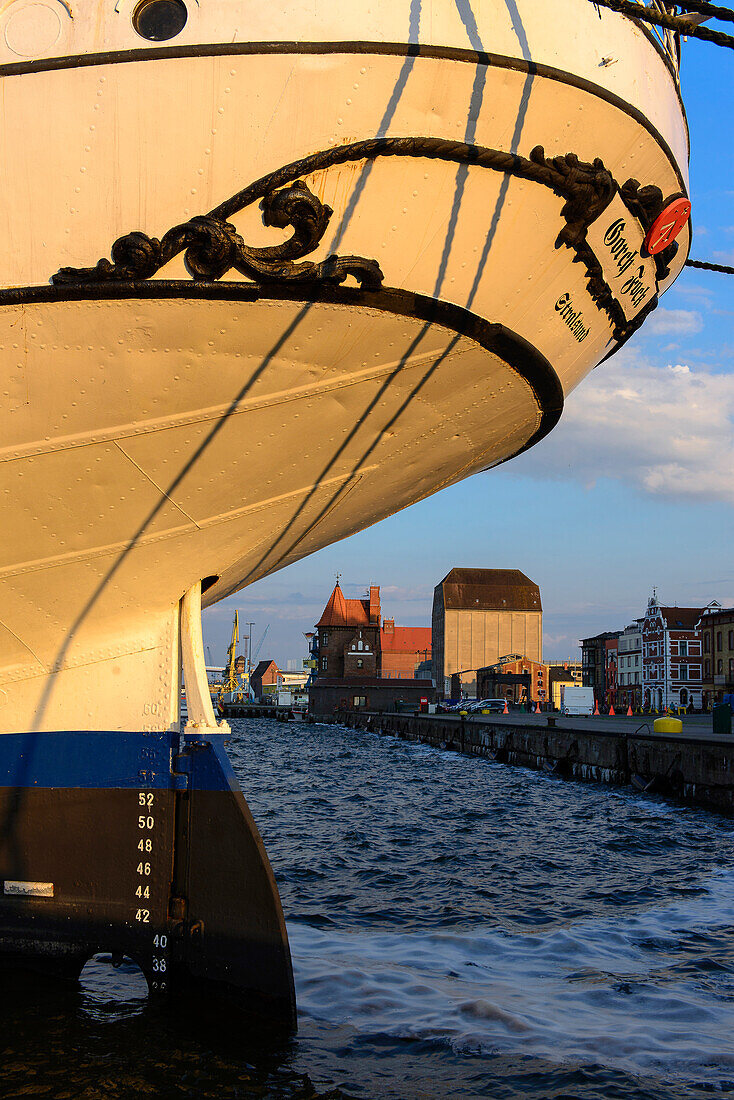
(437, 711, 729, 743)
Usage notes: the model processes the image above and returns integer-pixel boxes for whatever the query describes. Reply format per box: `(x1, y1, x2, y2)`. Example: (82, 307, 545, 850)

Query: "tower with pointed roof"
(314, 581, 380, 679)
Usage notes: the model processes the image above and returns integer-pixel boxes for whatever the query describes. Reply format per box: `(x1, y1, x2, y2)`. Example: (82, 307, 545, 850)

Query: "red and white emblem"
(644, 198, 691, 255)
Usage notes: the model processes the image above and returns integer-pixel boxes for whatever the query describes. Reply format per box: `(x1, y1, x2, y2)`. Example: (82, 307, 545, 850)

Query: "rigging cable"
(591, 0, 734, 48)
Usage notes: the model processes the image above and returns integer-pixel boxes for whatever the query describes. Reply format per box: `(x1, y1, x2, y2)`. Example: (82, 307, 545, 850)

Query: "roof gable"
(317, 583, 371, 627)
(660, 606, 706, 630)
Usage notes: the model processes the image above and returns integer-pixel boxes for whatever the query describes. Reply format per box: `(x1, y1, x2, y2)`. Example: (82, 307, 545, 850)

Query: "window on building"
(717, 632, 723, 652)
(729, 631, 734, 650)
(679, 666, 688, 681)
(353, 696, 367, 707)
(679, 640, 688, 657)
(357, 659, 363, 669)
(717, 659, 723, 675)
(730, 658, 734, 677)
(705, 658, 711, 677)
(322, 632, 328, 646)
(704, 632, 711, 652)
(322, 657, 328, 671)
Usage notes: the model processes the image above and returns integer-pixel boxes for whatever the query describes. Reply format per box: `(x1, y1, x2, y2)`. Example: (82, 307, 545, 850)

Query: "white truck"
(560, 685, 595, 716)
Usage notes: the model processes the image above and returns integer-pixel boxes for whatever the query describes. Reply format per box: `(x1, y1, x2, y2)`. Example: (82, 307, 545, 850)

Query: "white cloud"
(671, 282, 715, 309)
(644, 308, 703, 335)
(510, 348, 734, 504)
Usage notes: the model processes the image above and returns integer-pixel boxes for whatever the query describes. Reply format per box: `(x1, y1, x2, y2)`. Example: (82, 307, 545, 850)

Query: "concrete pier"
(330, 712, 734, 816)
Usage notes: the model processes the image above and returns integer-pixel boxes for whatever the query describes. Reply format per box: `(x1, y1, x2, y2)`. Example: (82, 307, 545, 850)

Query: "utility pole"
(247, 622, 255, 675)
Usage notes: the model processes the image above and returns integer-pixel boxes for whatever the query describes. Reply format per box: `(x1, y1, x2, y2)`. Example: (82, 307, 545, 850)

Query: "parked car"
(483, 699, 507, 712)
(466, 698, 493, 713)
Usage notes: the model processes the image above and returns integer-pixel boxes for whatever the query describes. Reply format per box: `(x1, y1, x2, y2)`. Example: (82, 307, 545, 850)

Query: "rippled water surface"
(3, 718, 734, 1099)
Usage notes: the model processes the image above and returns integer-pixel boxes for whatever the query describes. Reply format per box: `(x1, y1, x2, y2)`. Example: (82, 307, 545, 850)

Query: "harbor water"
(4, 717, 734, 1099)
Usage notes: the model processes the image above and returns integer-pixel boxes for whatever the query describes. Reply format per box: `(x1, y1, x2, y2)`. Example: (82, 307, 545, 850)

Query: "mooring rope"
(685, 259, 734, 273)
(665, 0, 734, 23)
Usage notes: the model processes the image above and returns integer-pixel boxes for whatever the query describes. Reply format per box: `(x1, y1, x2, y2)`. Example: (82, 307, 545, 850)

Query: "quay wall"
(328, 712, 734, 816)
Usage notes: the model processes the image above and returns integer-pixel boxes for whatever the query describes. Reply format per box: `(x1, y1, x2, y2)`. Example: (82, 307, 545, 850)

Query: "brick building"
(700, 606, 734, 708)
(380, 620, 432, 679)
(309, 580, 434, 714)
(581, 631, 620, 706)
(315, 582, 380, 680)
(477, 655, 548, 705)
(309, 678, 435, 715)
(641, 594, 720, 711)
(432, 568, 542, 697)
(251, 659, 279, 698)
(617, 621, 643, 710)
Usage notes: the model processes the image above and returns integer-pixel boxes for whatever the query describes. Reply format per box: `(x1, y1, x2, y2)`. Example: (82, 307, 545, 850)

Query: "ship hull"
(0, 0, 691, 1022)
(0, 2, 688, 732)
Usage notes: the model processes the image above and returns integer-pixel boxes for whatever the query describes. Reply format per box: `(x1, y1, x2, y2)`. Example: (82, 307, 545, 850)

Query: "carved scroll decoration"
(54, 181, 383, 290)
(53, 136, 684, 343)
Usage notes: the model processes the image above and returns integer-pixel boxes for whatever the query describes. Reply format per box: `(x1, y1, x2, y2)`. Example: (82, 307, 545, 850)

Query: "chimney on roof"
(369, 585, 380, 625)
(383, 618, 394, 633)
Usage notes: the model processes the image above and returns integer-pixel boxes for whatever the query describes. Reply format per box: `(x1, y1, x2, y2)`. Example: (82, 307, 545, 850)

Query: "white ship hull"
(0, 0, 689, 733)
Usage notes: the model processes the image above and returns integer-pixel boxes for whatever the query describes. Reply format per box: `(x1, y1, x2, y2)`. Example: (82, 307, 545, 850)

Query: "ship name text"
(555, 293, 590, 343)
(603, 218, 640, 277)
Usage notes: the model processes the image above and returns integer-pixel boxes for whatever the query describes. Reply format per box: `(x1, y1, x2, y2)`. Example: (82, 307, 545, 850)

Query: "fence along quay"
(330, 711, 734, 816)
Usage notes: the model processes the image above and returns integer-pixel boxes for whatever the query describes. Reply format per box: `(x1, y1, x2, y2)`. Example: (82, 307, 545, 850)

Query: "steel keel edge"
(0, 728, 296, 1026)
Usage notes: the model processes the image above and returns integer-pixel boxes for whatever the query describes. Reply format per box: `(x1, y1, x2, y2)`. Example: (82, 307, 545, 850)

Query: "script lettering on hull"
(586, 194, 658, 322)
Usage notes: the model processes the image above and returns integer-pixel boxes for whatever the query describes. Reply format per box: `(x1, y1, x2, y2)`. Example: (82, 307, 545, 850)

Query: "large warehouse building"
(432, 568, 542, 696)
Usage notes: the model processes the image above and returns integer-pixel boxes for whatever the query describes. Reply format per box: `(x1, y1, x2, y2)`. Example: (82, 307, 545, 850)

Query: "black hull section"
(0, 731, 296, 1026)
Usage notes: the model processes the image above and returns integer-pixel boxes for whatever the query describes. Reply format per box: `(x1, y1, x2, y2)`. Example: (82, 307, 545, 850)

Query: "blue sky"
(204, 32, 734, 669)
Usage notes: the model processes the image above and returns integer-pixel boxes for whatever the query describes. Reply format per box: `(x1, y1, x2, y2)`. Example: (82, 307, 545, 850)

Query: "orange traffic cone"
(503, 699, 509, 715)
(535, 700, 541, 714)
(593, 700, 599, 716)
(626, 705, 633, 717)
(609, 704, 615, 716)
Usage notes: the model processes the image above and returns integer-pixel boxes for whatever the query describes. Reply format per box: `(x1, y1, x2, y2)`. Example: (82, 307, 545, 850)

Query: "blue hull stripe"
(0, 731, 236, 791)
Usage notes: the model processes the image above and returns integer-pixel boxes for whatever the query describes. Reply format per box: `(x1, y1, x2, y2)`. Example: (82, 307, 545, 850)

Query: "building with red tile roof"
(316, 582, 378, 629)
(314, 582, 380, 679)
(311, 581, 432, 695)
(641, 593, 721, 711)
(380, 620, 432, 679)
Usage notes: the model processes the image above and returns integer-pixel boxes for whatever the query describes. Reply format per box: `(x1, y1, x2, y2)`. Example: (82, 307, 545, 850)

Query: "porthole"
(132, 0, 187, 41)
